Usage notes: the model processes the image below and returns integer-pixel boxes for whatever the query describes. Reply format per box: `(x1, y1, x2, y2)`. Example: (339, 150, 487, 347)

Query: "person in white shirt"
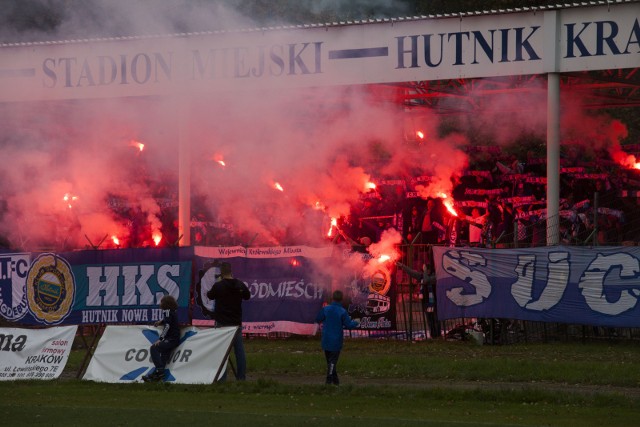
(467, 207, 488, 247)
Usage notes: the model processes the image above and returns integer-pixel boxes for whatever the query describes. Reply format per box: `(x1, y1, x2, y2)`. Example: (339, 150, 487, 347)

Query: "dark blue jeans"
(324, 350, 341, 385)
(150, 339, 179, 370)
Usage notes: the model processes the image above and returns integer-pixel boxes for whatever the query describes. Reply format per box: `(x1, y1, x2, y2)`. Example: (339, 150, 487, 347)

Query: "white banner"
(1, 3, 636, 102)
(82, 325, 237, 384)
(195, 245, 333, 259)
(192, 319, 319, 335)
(0, 325, 77, 381)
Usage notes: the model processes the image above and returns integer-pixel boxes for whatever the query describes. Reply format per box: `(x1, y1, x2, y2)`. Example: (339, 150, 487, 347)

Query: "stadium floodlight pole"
(178, 98, 192, 247)
(546, 72, 560, 246)
(544, 10, 561, 246)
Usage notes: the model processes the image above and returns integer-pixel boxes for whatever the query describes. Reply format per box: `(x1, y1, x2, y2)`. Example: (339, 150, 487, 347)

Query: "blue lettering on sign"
(33, 16, 639, 91)
(40, 43, 323, 89)
(395, 26, 542, 69)
(565, 18, 640, 57)
(42, 52, 173, 88)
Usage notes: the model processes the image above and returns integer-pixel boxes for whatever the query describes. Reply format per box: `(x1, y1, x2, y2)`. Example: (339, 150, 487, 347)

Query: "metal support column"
(178, 101, 191, 247)
(547, 72, 560, 246)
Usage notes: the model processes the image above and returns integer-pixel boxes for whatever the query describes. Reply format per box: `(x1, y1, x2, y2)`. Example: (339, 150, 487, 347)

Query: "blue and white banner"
(0, 326, 77, 381)
(2, 248, 193, 326)
(0, 253, 30, 322)
(433, 246, 640, 327)
(192, 246, 332, 335)
(82, 325, 237, 384)
(341, 251, 396, 331)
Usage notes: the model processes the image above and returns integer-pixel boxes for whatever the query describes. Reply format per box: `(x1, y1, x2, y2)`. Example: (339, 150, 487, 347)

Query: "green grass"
(2, 337, 640, 426)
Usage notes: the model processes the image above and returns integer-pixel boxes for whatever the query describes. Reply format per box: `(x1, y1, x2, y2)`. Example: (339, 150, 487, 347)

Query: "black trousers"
(150, 340, 178, 370)
(324, 350, 341, 385)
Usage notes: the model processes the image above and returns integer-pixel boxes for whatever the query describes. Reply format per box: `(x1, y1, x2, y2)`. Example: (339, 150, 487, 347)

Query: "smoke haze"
(0, 0, 634, 255)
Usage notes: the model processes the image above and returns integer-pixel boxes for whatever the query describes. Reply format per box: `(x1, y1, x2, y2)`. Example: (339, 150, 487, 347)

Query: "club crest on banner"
(0, 253, 30, 321)
(366, 268, 391, 315)
(26, 253, 76, 325)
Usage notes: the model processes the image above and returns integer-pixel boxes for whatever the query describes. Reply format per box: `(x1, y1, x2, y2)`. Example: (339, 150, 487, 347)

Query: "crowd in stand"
(340, 145, 640, 249)
(1, 143, 639, 252)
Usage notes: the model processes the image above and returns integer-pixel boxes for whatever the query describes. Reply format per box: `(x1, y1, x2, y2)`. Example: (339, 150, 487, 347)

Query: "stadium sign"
(0, 3, 637, 102)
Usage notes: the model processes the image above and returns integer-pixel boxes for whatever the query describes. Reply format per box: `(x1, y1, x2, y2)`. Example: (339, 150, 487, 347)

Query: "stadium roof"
(2, 0, 639, 48)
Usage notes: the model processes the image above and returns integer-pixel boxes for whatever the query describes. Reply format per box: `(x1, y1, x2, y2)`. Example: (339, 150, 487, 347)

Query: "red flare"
(63, 193, 78, 209)
(327, 217, 338, 237)
(439, 192, 459, 217)
(213, 154, 225, 167)
(290, 259, 300, 267)
(112, 235, 120, 246)
(416, 130, 425, 140)
(152, 233, 162, 246)
(365, 182, 376, 191)
(129, 140, 145, 152)
(377, 254, 391, 263)
(274, 182, 284, 192)
(613, 151, 640, 170)
(444, 200, 458, 217)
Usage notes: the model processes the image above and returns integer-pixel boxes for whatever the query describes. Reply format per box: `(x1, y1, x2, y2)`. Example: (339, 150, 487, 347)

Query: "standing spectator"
(484, 196, 503, 247)
(422, 264, 440, 339)
(142, 295, 180, 383)
(207, 262, 251, 381)
(396, 262, 440, 339)
(403, 205, 421, 243)
(514, 207, 530, 247)
(495, 202, 514, 248)
(530, 215, 547, 247)
(421, 198, 443, 244)
(315, 290, 360, 385)
(466, 208, 487, 247)
(445, 214, 460, 247)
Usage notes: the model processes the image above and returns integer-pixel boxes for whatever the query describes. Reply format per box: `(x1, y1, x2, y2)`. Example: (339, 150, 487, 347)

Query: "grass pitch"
(2, 337, 639, 426)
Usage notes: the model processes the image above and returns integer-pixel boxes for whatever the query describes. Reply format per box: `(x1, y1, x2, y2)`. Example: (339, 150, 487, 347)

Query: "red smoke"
(0, 65, 634, 251)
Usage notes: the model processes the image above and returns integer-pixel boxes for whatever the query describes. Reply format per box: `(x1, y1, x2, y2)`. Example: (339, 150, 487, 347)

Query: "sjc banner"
(0, 248, 193, 326)
(433, 246, 640, 327)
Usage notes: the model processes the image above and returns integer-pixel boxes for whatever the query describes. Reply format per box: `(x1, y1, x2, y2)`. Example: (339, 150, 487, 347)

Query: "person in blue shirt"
(142, 294, 180, 382)
(315, 290, 360, 385)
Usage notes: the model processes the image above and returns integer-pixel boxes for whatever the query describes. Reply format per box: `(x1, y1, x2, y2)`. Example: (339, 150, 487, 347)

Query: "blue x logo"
(120, 329, 198, 382)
